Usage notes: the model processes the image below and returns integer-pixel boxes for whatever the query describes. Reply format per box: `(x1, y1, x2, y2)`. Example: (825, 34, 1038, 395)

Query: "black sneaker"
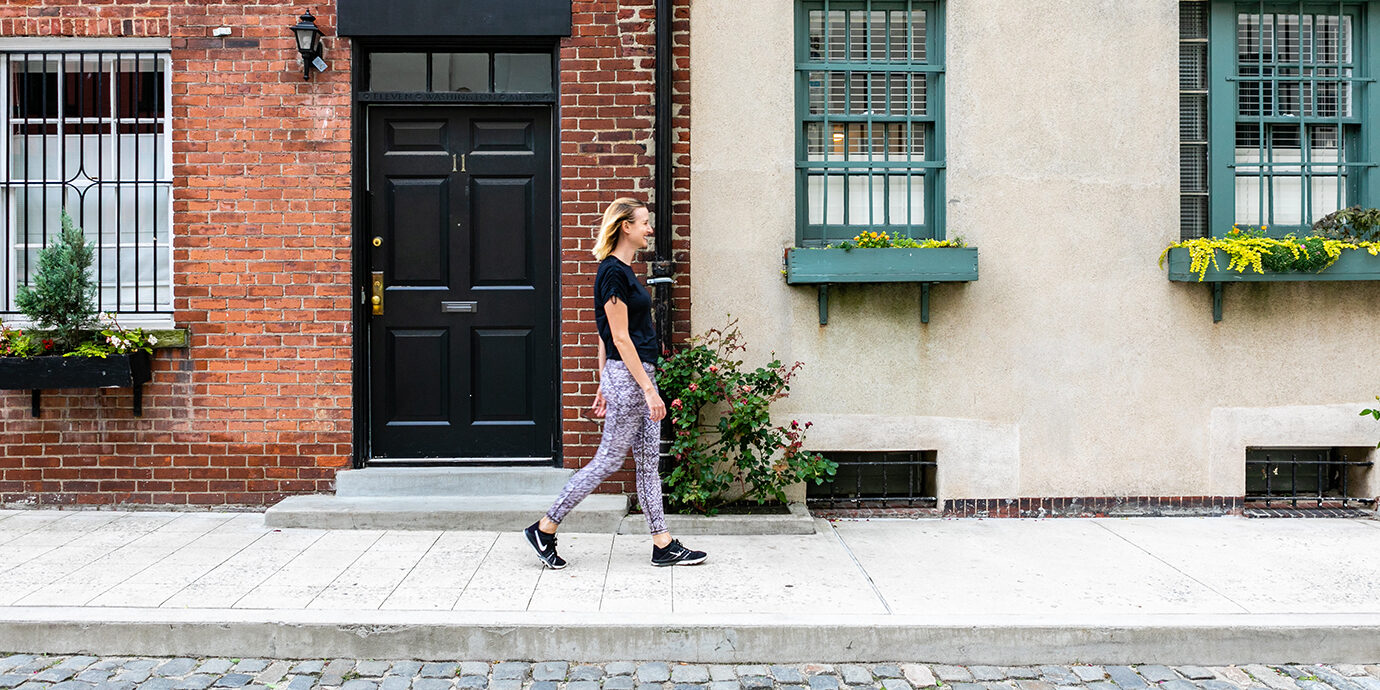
(651, 539, 707, 567)
(524, 521, 567, 569)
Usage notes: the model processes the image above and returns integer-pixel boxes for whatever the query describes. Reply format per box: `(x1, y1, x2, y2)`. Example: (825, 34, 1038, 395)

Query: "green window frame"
(794, 0, 946, 247)
(1207, 0, 1380, 237)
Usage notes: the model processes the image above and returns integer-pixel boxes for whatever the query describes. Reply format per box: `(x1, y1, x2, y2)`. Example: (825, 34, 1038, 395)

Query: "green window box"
(784, 246, 978, 324)
(1165, 246, 1380, 322)
(1165, 246, 1380, 282)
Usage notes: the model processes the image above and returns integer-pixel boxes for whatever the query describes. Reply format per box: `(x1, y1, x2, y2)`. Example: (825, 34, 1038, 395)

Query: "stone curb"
(3, 609, 1380, 664)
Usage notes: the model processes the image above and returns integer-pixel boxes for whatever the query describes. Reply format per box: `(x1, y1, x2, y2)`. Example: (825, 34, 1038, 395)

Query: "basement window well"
(807, 450, 936, 508)
(1245, 447, 1375, 512)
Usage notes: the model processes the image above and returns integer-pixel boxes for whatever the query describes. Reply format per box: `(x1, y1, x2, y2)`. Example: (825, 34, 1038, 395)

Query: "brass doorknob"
(372, 236, 382, 247)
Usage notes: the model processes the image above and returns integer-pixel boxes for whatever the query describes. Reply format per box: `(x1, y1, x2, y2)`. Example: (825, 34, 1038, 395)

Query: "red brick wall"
(557, 0, 692, 492)
(0, 0, 692, 506)
(0, 1, 353, 507)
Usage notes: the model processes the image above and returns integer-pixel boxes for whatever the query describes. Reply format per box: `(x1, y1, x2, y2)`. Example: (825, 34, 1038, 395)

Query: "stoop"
(264, 467, 627, 532)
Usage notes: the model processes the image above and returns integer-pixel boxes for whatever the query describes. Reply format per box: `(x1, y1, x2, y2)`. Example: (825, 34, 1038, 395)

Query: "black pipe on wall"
(651, 0, 674, 359)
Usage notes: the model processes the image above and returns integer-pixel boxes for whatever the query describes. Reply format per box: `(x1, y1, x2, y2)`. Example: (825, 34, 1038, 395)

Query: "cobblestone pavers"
(0, 657, 1378, 690)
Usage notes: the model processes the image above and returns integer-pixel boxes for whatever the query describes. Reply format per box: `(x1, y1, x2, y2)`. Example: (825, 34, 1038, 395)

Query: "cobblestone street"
(2, 657, 1380, 690)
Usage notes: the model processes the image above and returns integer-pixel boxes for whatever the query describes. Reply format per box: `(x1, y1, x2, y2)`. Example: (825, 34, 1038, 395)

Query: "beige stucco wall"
(688, 1, 1380, 501)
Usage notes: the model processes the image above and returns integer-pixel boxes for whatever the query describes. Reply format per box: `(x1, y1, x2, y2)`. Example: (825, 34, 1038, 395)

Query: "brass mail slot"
(441, 301, 478, 313)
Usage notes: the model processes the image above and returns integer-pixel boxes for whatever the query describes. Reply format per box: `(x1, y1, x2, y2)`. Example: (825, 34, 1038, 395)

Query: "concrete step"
(335, 467, 577, 497)
(263, 494, 627, 532)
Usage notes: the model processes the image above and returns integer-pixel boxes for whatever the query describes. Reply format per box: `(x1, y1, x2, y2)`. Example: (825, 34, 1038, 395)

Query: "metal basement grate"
(806, 450, 936, 508)
(1245, 447, 1375, 511)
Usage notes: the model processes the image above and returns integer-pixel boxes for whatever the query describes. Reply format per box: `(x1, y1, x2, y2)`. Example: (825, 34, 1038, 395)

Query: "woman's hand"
(591, 387, 607, 418)
(643, 388, 666, 422)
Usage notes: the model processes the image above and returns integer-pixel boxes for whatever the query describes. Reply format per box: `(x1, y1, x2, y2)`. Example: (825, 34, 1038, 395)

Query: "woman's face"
(620, 207, 654, 251)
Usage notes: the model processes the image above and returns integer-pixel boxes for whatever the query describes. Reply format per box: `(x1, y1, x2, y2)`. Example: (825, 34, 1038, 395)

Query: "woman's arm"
(603, 296, 666, 421)
(591, 338, 607, 418)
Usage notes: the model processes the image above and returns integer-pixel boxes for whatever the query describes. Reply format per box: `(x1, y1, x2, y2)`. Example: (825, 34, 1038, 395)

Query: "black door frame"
(349, 40, 562, 468)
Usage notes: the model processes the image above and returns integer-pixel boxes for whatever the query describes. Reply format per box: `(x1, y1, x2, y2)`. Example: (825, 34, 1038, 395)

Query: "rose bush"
(656, 321, 836, 515)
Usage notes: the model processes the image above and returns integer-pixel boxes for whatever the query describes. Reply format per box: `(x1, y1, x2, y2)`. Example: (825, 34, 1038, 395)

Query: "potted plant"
(784, 231, 978, 324)
(0, 211, 159, 417)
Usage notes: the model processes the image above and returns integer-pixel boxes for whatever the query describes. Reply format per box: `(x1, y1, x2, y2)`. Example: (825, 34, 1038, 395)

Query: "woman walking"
(524, 198, 707, 569)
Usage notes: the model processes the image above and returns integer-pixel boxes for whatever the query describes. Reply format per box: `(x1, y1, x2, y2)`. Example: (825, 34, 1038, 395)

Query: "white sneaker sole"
(651, 555, 707, 567)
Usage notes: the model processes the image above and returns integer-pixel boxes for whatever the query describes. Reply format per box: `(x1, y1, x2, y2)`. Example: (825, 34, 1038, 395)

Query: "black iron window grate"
(1245, 447, 1374, 508)
(807, 450, 937, 507)
(1, 49, 172, 316)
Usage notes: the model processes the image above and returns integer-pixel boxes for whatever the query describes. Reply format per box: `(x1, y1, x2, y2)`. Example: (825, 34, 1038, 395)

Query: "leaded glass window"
(795, 1, 945, 246)
(1207, 1, 1378, 236)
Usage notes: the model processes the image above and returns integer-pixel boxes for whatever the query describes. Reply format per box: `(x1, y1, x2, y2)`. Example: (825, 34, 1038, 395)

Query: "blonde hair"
(592, 197, 647, 260)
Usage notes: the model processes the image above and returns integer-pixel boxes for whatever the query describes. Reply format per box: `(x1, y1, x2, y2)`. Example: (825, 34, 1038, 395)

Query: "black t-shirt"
(594, 256, 659, 364)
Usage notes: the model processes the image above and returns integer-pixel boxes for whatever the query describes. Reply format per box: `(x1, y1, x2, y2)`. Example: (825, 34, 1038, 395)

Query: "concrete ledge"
(263, 494, 627, 532)
(4, 608, 1380, 664)
(618, 503, 816, 535)
(335, 467, 576, 497)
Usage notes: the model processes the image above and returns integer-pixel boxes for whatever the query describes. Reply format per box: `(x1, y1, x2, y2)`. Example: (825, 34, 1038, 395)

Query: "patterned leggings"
(546, 359, 667, 535)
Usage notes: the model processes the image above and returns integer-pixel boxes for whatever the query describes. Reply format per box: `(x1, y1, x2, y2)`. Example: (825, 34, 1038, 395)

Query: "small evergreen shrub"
(15, 210, 99, 349)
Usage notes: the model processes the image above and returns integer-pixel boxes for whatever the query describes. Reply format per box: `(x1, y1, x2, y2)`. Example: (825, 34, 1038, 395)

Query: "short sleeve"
(596, 264, 629, 306)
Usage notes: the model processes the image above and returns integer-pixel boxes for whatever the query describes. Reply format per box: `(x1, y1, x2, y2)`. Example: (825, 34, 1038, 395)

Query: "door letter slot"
(441, 301, 478, 313)
(371, 271, 384, 316)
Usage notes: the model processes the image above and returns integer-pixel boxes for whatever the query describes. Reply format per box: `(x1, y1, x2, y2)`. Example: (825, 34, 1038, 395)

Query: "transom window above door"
(367, 51, 554, 94)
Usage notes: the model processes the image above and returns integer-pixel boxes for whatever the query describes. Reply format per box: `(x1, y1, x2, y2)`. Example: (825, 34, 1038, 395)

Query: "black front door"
(366, 105, 554, 461)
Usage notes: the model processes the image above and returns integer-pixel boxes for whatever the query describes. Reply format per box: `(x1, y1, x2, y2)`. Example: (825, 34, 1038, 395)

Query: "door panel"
(471, 177, 533, 285)
(367, 105, 554, 460)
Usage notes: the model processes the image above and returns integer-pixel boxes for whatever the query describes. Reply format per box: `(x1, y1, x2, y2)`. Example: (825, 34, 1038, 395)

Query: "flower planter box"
(1164, 247, 1380, 322)
(0, 351, 152, 417)
(1164, 247, 1380, 282)
(784, 247, 979, 325)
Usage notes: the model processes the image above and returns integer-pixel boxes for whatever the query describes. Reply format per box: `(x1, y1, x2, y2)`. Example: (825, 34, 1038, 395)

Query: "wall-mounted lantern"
(289, 10, 328, 80)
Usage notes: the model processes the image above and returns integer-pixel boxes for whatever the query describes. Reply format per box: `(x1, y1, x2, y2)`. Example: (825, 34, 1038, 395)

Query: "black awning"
(337, 0, 572, 37)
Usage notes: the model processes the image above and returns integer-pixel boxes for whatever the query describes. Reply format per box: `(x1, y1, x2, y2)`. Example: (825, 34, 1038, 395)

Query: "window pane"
(867, 11, 887, 62)
(1181, 2, 1208, 39)
(887, 174, 925, 226)
(849, 10, 867, 61)
(1180, 93, 1207, 141)
(910, 10, 927, 61)
(1179, 42, 1207, 90)
(1181, 143, 1207, 193)
(432, 53, 487, 93)
(808, 71, 825, 114)
(827, 10, 847, 60)
(494, 53, 551, 93)
(369, 53, 427, 92)
(808, 10, 825, 60)
(845, 174, 876, 225)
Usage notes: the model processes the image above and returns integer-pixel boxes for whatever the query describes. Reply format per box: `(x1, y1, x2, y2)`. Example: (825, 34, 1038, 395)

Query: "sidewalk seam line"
(302, 531, 388, 609)
(597, 533, 614, 612)
(457, 532, 501, 611)
(827, 521, 892, 615)
(1090, 519, 1252, 614)
(227, 529, 330, 609)
(377, 530, 443, 610)
(73, 514, 236, 608)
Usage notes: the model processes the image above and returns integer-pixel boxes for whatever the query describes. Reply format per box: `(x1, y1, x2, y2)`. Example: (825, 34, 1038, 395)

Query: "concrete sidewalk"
(1, 509, 1379, 663)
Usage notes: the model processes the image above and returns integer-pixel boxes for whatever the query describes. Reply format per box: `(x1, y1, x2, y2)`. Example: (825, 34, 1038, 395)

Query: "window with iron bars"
(1195, 1, 1380, 238)
(1, 45, 173, 319)
(806, 450, 937, 507)
(1245, 446, 1374, 508)
(795, 0, 946, 247)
